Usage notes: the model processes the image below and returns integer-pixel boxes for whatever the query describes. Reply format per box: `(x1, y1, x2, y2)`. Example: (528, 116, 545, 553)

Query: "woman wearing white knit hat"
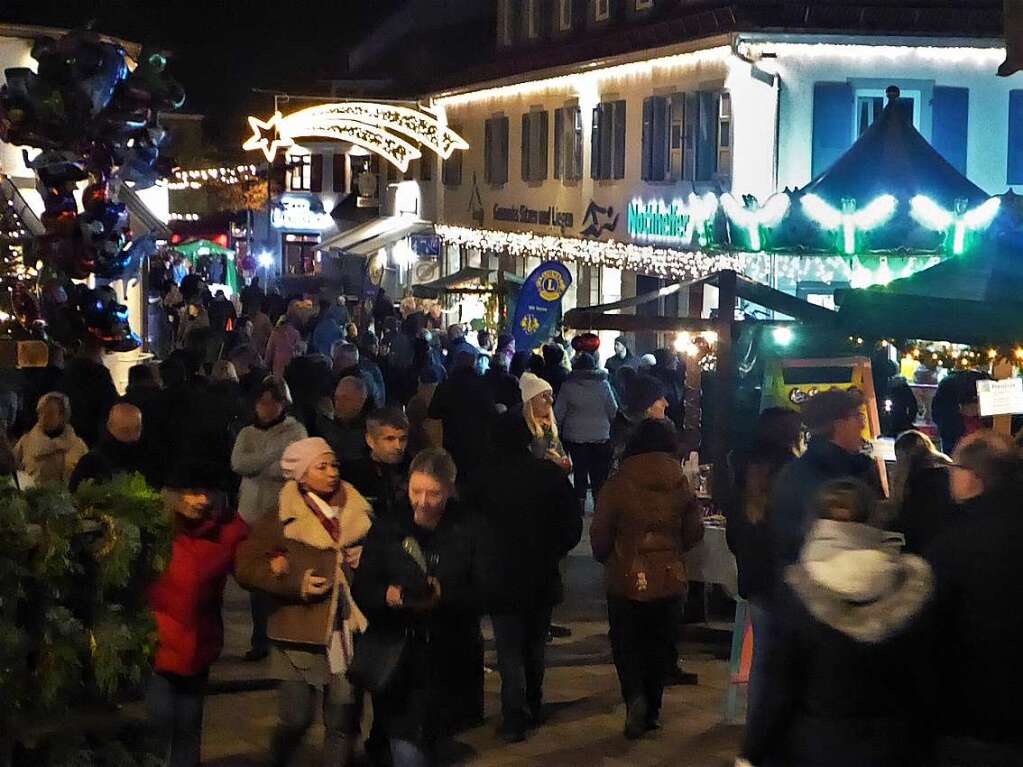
(520, 372, 571, 472)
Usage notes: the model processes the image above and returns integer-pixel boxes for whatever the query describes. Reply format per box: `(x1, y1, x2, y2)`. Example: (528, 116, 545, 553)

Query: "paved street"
(202, 526, 744, 766)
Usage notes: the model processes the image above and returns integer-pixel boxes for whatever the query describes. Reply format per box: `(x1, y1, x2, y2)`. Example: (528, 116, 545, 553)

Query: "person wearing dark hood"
(443, 324, 478, 370)
(69, 402, 150, 491)
(883, 375, 919, 437)
(605, 336, 637, 401)
(931, 368, 990, 454)
(207, 289, 237, 335)
(57, 340, 119, 448)
(591, 419, 703, 740)
(311, 300, 349, 357)
(341, 407, 410, 521)
(740, 479, 934, 767)
(427, 351, 497, 488)
(929, 430, 1023, 765)
(482, 341, 521, 413)
(649, 349, 684, 428)
(468, 415, 581, 743)
(768, 388, 881, 574)
(358, 331, 388, 408)
(609, 374, 669, 468)
(554, 352, 618, 510)
(315, 376, 372, 464)
(539, 344, 569, 398)
(240, 276, 265, 318)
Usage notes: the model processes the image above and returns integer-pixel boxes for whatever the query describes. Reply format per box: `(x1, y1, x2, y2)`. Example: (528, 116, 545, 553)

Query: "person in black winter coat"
(725, 407, 802, 724)
(57, 347, 119, 448)
(482, 352, 521, 413)
(768, 388, 882, 574)
(341, 407, 410, 522)
(353, 449, 484, 765)
(69, 403, 151, 490)
(466, 415, 582, 742)
(538, 344, 569, 398)
(888, 430, 954, 555)
(883, 375, 919, 437)
(929, 430, 1023, 764)
(741, 479, 935, 767)
(427, 352, 497, 487)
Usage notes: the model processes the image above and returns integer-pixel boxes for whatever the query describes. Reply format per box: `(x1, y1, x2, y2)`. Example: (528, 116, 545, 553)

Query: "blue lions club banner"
(511, 261, 573, 352)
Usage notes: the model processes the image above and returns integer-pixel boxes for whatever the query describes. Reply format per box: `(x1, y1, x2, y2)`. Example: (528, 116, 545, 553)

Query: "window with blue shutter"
(591, 100, 626, 180)
(1008, 90, 1023, 184)
(485, 116, 509, 185)
(811, 82, 854, 179)
(695, 90, 719, 182)
(931, 87, 969, 174)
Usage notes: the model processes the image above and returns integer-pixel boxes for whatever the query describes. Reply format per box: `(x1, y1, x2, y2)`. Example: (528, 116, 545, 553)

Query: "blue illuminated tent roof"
(803, 94, 988, 208)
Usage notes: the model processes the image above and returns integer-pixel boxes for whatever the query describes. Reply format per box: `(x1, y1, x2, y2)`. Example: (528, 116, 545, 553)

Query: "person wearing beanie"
(609, 374, 670, 469)
(605, 336, 637, 402)
(231, 375, 308, 660)
(521, 372, 571, 471)
(235, 437, 373, 767)
(146, 462, 248, 767)
(555, 352, 618, 510)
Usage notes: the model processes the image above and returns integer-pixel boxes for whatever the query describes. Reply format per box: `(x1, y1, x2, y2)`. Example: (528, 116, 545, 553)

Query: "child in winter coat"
(146, 462, 248, 767)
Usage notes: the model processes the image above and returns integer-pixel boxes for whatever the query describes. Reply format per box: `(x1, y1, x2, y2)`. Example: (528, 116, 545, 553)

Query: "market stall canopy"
(836, 234, 1023, 344)
(565, 270, 835, 332)
(171, 239, 234, 257)
(318, 215, 432, 257)
(411, 267, 524, 299)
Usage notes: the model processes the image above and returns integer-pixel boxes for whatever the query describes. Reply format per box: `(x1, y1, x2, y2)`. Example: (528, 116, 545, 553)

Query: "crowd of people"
(726, 389, 1023, 767)
(5, 277, 1021, 766)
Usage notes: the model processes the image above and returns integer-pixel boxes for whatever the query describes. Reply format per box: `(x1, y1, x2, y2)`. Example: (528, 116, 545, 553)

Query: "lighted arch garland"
(243, 102, 469, 171)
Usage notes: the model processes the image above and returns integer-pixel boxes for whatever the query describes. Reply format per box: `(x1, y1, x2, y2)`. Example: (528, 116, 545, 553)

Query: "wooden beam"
(713, 269, 737, 487)
(563, 312, 722, 333)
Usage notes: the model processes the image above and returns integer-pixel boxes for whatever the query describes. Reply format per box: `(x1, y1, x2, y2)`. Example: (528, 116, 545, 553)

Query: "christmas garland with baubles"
(0, 473, 171, 766)
(0, 28, 184, 350)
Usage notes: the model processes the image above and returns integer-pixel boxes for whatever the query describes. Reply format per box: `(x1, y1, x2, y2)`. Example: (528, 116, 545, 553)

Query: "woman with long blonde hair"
(520, 372, 571, 472)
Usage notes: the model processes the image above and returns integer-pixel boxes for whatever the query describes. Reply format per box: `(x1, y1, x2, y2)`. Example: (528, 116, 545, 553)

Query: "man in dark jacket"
(427, 352, 496, 486)
(57, 345, 119, 448)
(467, 415, 581, 741)
(443, 324, 478, 370)
(768, 388, 881, 574)
(341, 406, 410, 521)
(314, 376, 371, 463)
(69, 403, 151, 490)
(539, 344, 569, 398)
(929, 430, 1023, 764)
(482, 348, 521, 413)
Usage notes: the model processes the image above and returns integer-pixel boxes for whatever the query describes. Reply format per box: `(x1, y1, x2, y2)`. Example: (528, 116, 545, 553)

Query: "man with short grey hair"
(314, 376, 370, 463)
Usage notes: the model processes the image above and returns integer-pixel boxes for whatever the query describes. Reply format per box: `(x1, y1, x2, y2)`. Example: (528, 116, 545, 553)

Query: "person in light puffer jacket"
(231, 375, 307, 660)
(740, 478, 935, 767)
(554, 352, 618, 509)
(14, 391, 87, 486)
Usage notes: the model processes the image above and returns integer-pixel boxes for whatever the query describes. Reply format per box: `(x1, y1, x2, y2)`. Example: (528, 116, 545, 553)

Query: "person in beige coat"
(235, 437, 372, 767)
(15, 392, 87, 486)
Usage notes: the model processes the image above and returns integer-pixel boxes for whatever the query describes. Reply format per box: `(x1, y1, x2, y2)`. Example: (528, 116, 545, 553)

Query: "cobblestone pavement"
(202, 524, 745, 766)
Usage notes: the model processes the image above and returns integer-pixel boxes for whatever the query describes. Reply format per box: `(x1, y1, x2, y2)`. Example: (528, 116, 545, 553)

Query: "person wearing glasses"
(767, 389, 883, 575)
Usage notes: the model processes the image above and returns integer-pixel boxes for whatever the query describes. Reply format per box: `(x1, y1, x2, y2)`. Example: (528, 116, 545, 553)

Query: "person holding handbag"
(591, 418, 704, 740)
(353, 448, 483, 767)
(235, 437, 373, 767)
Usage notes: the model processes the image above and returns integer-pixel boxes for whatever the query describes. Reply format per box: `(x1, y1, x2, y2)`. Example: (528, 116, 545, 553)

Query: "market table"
(684, 521, 738, 599)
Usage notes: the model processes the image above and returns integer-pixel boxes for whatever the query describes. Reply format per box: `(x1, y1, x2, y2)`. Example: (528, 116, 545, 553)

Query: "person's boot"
(497, 711, 527, 743)
(664, 665, 698, 686)
(624, 697, 649, 740)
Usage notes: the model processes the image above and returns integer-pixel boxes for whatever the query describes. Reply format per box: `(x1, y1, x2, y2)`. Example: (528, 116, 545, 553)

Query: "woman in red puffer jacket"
(146, 462, 248, 767)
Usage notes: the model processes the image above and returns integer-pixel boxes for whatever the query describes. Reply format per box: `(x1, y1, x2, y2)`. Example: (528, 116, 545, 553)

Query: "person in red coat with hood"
(146, 462, 248, 767)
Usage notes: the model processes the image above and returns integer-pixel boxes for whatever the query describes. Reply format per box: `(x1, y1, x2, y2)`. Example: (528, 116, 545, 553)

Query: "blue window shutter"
(591, 105, 601, 179)
(811, 82, 854, 179)
(932, 86, 969, 174)
(696, 90, 718, 182)
(1009, 90, 1023, 184)
(642, 97, 654, 180)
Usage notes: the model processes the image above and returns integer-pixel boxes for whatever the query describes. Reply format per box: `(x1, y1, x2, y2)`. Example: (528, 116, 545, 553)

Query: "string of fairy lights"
(165, 164, 260, 190)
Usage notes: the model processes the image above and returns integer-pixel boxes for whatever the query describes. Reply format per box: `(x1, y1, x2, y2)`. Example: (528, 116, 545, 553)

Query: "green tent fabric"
(173, 239, 239, 294)
(836, 236, 1023, 343)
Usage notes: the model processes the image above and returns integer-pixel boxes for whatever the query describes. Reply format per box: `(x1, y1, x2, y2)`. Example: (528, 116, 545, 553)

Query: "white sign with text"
(976, 378, 1023, 416)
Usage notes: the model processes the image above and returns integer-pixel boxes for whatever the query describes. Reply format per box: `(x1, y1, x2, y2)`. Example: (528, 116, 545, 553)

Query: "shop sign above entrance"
(627, 194, 717, 248)
(271, 197, 333, 230)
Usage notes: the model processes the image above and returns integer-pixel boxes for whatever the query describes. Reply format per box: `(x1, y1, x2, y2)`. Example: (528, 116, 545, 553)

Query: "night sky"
(2, 0, 406, 149)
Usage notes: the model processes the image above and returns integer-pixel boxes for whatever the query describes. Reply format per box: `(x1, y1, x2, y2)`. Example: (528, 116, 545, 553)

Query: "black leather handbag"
(349, 627, 408, 693)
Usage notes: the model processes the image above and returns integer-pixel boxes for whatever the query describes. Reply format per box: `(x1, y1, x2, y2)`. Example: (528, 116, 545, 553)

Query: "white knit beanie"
(520, 372, 553, 404)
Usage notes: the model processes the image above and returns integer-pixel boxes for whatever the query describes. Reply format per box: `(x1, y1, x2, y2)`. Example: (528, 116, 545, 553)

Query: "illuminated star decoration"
(909, 195, 1001, 256)
(720, 192, 790, 252)
(801, 194, 897, 255)
(242, 102, 470, 171)
(242, 112, 294, 162)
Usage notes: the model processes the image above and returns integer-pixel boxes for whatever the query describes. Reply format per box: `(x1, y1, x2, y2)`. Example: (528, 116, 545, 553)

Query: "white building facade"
(423, 11, 1020, 350)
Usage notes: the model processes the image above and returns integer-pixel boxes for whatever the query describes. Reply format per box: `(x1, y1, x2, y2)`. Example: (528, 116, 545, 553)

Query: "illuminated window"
(595, 0, 610, 22)
(636, 0, 653, 9)
(559, 0, 572, 30)
(856, 88, 920, 135)
(286, 152, 311, 191)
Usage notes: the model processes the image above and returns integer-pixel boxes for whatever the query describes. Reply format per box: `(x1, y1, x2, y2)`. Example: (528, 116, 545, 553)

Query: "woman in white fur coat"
(15, 392, 87, 486)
